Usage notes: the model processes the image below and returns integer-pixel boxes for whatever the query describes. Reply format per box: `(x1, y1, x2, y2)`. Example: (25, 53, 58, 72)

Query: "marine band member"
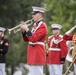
(63, 25, 76, 74)
(47, 24, 68, 75)
(0, 27, 9, 75)
(20, 6, 48, 75)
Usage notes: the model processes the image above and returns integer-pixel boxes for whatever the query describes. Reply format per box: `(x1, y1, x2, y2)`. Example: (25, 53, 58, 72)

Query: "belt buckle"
(29, 44, 35, 47)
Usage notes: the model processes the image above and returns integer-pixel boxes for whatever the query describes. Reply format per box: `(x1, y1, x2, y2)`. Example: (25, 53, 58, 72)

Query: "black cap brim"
(31, 11, 43, 15)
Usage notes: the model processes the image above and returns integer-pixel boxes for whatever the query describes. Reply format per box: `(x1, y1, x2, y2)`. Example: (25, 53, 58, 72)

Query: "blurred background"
(0, 0, 76, 75)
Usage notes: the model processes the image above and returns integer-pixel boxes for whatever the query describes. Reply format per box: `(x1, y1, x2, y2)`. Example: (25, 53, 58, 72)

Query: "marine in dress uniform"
(47, 24, 68, 75)
(0, 27, 9, 75)
(20, 6, 48, 75)
(63, 25, 76, 74)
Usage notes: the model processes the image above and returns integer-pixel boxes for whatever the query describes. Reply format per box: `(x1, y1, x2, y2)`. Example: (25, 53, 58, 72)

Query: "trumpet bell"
(66, 47, 74, 62)
(7, 18, 33, 34)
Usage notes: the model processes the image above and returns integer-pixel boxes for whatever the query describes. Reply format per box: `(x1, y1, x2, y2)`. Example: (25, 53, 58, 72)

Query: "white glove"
(65, 25, 76, 35)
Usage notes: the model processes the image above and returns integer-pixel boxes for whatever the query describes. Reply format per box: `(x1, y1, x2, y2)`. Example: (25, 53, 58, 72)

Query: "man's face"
(52, 29, 60, 36)
(0, 32, 3, 37)
(32, 13, 42, 22)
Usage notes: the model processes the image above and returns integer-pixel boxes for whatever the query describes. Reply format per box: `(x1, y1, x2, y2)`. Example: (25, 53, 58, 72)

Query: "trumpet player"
(0, 27, 9, 75)
(20, 6, 48, 75)
(47, 24, 68, 75)
(63, 25, 76, 74)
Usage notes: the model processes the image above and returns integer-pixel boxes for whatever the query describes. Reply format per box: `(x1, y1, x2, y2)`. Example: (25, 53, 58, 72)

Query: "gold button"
(56, 45, 58, 47)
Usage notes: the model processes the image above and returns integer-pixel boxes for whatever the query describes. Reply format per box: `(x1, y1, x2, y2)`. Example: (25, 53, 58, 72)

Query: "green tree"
(44, 0, 76, 35)
(0, 0, 45, 75)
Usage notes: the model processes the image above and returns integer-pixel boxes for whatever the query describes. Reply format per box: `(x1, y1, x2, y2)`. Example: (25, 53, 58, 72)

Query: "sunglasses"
(31, 11, 40, 15)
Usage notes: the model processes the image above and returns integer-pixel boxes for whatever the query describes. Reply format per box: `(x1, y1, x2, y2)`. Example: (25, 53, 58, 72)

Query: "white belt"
(29, 42, 44, 46)
(48, 48, 61, 51)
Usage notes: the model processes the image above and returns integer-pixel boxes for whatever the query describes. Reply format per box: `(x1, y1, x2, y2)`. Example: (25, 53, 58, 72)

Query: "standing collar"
(36, 20, 43, 25)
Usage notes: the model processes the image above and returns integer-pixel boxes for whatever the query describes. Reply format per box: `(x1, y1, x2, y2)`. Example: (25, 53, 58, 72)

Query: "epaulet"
(57, 35, 63, 42)
(48, 35, 53, 39)
(59, 35, 63, 38)
(58, 35, 63, 40)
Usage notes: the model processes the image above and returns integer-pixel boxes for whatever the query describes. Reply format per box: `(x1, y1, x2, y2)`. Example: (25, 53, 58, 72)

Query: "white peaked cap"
(0, 27, 6, 32)
(51, 24, 62, 29)
(32, 6, 46, 13)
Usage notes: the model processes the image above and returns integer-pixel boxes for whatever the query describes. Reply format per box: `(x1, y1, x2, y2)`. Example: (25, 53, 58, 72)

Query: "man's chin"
(54, 34, 59, 36)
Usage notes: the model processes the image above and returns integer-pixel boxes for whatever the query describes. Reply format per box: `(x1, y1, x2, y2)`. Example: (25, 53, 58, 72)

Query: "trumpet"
(8, 18, 33, 34)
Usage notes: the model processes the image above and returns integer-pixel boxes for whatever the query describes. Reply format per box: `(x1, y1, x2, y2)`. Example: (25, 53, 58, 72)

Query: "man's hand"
(20, 21, 29, 32)
(60, 57, 65, 63)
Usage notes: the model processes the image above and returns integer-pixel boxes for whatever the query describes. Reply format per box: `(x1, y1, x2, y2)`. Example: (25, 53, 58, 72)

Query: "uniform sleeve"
(27, 24, 48, 42)
(22, 31, 29, 42)
(63, 34, 73, 40)
(0, 39, 9, 54)
(59, 40, 68, 58)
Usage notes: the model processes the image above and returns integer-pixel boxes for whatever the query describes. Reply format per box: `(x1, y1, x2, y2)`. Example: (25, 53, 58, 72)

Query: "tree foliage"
(44, 0, 76, 35)
(0, 0, 44, 74)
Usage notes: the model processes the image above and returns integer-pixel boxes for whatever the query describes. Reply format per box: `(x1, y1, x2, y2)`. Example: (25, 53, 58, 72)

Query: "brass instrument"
(8, 18, 33, 34)
(66, 46, 74, 62)
(64, 34, 76, 75)
(64, 45, 76, 75)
